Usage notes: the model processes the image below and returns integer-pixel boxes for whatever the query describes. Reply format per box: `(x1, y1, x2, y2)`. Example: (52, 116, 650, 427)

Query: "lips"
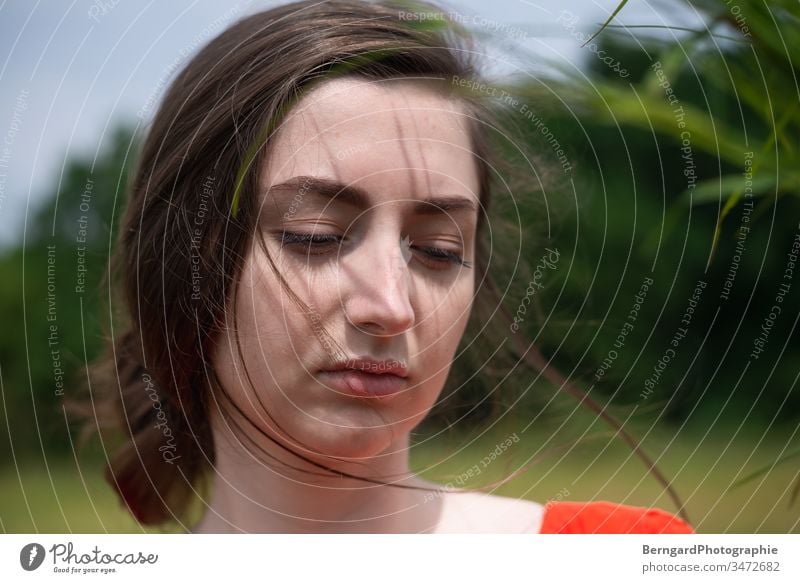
(318, 368, 409, 398)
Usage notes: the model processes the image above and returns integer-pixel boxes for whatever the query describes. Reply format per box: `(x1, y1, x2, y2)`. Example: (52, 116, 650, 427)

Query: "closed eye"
(275, 232, 472, 269)
(411, 244, 472, 268)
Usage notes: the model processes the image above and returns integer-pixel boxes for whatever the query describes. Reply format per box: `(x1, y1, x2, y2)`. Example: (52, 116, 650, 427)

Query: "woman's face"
(212, 77, 480, 463)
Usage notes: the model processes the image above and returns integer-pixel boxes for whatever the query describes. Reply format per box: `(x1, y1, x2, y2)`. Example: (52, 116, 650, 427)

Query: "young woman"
(86, 0, 695, 534)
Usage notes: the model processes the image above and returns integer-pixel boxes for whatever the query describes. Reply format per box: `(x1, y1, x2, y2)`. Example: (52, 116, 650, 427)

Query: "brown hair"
(77, 0, 689, 528)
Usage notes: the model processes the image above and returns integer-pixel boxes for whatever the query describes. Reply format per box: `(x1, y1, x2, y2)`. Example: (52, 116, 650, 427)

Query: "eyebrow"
(267, 175, 478, 215)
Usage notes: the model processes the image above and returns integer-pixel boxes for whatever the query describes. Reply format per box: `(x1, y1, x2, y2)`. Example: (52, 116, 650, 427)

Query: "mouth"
(318, 370, 409, 398)
(318, 357, 410, 398)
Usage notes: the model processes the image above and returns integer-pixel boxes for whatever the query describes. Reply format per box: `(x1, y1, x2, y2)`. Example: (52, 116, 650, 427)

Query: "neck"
(192, 413, 444, 533)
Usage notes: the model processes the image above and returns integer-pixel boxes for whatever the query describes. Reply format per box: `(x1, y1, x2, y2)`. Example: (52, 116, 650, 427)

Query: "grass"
(413, 419, 800, 533)
(2, 421, 797, 533)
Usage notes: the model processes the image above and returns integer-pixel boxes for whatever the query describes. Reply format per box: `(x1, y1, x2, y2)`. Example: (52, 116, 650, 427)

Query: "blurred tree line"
(0, 125, 136, 461)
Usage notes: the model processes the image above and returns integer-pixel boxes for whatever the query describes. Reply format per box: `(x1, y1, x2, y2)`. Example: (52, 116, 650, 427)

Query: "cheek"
(210, 255, 302, 406)
(237, 243, 331, 350)
(414, 277, 474, 389)
(422, 275, 474, 342)
(393, 284, 473, 431)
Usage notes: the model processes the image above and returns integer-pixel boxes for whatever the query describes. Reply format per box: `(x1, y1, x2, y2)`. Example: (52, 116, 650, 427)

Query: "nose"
(341, 234, 415, 336)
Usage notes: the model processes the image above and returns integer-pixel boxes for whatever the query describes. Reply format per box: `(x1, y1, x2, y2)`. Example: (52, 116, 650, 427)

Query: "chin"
(282, 412, 404, 462)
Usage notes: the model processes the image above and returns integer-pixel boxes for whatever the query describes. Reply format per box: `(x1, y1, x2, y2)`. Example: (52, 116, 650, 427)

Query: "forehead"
(261, 77, 480, 207)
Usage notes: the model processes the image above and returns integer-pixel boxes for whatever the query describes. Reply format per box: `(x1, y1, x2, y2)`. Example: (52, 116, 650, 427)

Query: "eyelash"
(277, 232, 472, 269)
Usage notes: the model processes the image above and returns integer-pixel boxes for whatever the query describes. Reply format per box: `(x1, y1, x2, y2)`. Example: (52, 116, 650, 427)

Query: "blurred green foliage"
(509, 0, 800, 427)
(0, 125, 136, 463)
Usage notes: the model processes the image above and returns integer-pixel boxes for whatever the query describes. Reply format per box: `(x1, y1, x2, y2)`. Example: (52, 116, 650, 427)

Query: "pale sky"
(0, 0, 701, 247)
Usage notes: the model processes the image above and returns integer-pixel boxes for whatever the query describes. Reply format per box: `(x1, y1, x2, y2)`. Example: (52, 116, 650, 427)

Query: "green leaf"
(684, 174, 777, 205)
(728, 448, 800, 492)
(583, 0, 630, 46)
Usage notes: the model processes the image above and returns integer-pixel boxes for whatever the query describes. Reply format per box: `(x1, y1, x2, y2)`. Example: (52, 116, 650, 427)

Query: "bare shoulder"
(432, 489, 546, 534)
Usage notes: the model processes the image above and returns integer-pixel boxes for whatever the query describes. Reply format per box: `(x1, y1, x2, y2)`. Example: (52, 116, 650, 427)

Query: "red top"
(539, 501, 695, 534)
